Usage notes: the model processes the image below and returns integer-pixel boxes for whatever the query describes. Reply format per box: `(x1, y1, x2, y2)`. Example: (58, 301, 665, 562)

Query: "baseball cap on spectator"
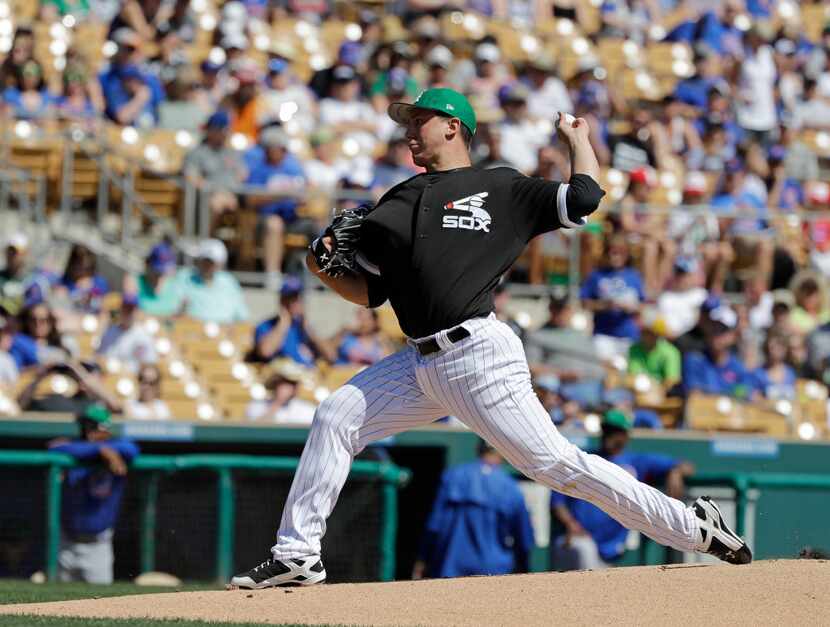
(358, 9, 379, 25)
(683, 171, 708, 196)
(602, 408, 632, 431)
(772, 289, 796, 310)
(529, 54, 557, 73)
(548, 285, 569, 310)
(701, 294, 722, 315)
(205, 109, 231, 130)
(629, 167, 655, 187)
(392, 41, 415, 59)
(260, 126, 290, 149)
(196, 238, 228, 266)
(269, 40, 296, 61)
(498, 82, 529, 105)
(5, 232, 28, 252)
(775, 39, 797, 56)
(200, 59, 222, 73)
(413, 16, 440, 40)
(221, 33, 249, 51)
(426, 45, 453, 69)
(806, 181, 830, 206)
(77, 403, 112, 427)
(709, 305, 738, 332)
(280, 275, 303, 297)
(112, 28, 141, 49)
(337, 41, 363, 66)
(268, 58, 288, 74)
(332, 65, 357, 82)
(221, 1, 247, 23)
(576, 54, 601, 74)
(475, 42, 501, 63)
(310, 126, 336, 147)
(147, 242, 176, 273)
(535, 375, 561, 394)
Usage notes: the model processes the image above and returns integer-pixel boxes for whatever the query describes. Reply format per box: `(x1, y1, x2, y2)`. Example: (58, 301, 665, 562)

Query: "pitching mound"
(2, 560, 828, 626)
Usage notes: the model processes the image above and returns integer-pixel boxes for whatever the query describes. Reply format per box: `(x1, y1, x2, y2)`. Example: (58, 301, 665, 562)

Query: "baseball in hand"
(556, 112, 576, 128)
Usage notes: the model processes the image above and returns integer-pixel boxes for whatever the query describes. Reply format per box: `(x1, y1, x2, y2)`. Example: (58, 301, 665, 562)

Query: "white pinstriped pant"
(271, 314, 700, 559)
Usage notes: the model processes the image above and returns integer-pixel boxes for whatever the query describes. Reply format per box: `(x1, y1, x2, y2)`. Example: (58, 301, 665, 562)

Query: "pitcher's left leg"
(421, 318, 700, 554)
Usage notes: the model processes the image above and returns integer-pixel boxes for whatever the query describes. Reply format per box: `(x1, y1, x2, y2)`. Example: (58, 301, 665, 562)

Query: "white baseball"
(559, 112, 576, 126)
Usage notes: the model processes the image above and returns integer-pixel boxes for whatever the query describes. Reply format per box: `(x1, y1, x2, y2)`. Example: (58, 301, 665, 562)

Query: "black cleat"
(230, 555, 326, 589)
(693, 496, 753, 565)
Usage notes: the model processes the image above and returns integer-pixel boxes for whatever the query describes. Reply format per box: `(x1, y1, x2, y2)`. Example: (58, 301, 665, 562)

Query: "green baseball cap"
(602, 409, 632, 432)
(78, 403, 112, 427)
(388, 87, 477, 135)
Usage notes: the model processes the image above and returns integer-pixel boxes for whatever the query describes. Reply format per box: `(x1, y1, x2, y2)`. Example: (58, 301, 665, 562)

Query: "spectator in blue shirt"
(752, 332, 797, 400)
(176, 239, 249, 324)
(245, 126, 306, 292)
(99, 28, 164, 126)
(54, 244, 110, 314)
(550, 410, 694, 570)
(2, 59, 54, 119)
(672, 52, 728, 113)
(249, 276, 333, 367)
(711, 159, 774, 286)
(413, 439, 534, 579)
(48, 404, 138, 584)
(581, 235, 645, 361)
(682, 304, 759, 400)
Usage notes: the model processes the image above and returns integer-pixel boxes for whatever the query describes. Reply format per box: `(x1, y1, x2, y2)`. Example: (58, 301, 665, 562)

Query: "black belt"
(413, 326, 471, 356)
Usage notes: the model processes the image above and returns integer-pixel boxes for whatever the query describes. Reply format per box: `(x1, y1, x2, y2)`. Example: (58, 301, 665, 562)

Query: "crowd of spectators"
(1, 1, 830, 435)
(3, 1, 830, 292)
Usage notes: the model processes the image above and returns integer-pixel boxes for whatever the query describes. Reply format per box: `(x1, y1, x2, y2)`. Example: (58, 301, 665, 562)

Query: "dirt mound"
(1, 560, 828, 626)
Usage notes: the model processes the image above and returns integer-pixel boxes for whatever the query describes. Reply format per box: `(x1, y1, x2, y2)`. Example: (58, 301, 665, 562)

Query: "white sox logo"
(442, 192, 491, 232)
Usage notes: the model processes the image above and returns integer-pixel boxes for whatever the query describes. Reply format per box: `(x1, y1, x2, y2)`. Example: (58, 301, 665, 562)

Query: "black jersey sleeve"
(509, 171, 605, 240)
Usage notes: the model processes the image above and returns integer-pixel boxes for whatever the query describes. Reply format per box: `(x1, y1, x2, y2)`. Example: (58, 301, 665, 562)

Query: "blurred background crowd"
(0, 0, 830, 442)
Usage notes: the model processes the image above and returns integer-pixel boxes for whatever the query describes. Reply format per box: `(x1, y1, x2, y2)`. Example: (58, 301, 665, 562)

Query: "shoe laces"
(252, 558, 273, 572)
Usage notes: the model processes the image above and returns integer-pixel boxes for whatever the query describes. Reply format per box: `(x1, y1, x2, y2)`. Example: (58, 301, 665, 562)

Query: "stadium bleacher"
(0, 0, 829, 444)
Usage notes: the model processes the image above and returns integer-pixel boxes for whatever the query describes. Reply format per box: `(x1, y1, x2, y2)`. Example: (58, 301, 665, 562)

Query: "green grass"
(0, 617, 333, 626)
(0, 580, 351, 626)
(0, 579, 217, 605)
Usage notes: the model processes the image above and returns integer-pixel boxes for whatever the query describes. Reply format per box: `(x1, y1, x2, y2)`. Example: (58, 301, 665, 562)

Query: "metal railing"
(687, 472, 830, 537)
(0, 450, 411, 584)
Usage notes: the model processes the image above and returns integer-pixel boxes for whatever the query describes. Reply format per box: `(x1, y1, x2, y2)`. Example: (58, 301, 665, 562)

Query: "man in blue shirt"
(176, 238, 249, 324)
(246, 126, 306, 292)
(551, 410, 694, 570)
(48, 404, 139, 583)
(413, 439, 535, 579)
(99, 28, 164, 125)
(250, 276, 332, 367)
(682, 304, 759, 400)
(581, 235, 645, 360)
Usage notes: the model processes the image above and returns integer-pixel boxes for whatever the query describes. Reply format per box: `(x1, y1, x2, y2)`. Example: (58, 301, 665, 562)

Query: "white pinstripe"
(271, 314, 700, 560)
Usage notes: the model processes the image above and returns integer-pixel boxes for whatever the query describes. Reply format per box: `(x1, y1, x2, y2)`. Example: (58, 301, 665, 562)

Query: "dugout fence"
(0, 451, 410, 583)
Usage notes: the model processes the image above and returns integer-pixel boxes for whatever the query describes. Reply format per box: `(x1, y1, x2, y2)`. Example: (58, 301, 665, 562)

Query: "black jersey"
(358, 166, 603, 338)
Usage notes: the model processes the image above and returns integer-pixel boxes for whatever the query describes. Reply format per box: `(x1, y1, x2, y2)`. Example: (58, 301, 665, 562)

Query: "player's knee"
(312, 394, 356, 438)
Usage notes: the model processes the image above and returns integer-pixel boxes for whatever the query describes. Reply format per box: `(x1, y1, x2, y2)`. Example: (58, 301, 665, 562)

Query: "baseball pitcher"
(231, 88, 751, 588)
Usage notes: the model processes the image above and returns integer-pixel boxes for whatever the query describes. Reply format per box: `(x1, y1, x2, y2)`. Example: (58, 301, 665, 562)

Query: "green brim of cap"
(602, 409, 632, 431)
(80, 403, 112, 426)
